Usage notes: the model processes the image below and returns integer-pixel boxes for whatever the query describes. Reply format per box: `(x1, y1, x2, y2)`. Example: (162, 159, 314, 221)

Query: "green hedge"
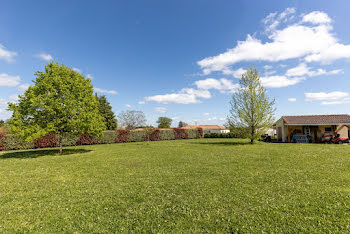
(0, 128, 203, 151)
(204, 132, 238, 138)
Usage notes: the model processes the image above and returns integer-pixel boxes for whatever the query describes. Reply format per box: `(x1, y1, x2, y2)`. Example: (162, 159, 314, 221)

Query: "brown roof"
(180, 125, 227, 130)
(282, 114, 350, 125)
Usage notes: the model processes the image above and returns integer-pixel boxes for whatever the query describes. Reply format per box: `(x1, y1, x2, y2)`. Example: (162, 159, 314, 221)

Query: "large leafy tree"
(118, 110, 146, 130)
(8, 62, 105, 153)
(96, 94, 117, 130)
(227, 67, 275, 144)
(178, 121, 188, 128)
(157, 117, 172, 128)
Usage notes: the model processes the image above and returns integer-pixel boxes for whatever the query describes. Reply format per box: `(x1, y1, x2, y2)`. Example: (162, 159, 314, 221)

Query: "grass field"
(1, 139, 350, 232)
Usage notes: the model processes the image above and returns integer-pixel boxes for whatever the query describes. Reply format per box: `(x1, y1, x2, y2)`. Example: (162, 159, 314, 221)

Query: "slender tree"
(157, 117, 172, 128)
(96, 94, 117, 130)
(178, 121, 188, 128)
(8, 62, 105, 153)
(227, 67, 275, 144)
(118, 110, 146, 130)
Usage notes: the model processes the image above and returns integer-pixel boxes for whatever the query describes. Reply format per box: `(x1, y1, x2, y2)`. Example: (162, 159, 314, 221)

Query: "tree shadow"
(190, 141, 252, 146)
(0, 148, 92, 159)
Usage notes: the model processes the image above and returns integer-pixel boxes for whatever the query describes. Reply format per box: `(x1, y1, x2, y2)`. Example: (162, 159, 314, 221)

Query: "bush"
(76, 133, 96, 145)
(174, 128, 189, 140)
(204, 132, 238, 138)
(116, 130, 129, 143)
(4, 134, 34, 150)
(61, 133, 80, 147)
(148, 129, 160, 141)
(128, 130, 147, 142)
(97, 131, 117, 144)
(0, 132, 6, 151)
(186, 129, 199, 139)
(34, 133, 58, 148)
(159, 129, 175, 140)
(197, 128, 204, 138)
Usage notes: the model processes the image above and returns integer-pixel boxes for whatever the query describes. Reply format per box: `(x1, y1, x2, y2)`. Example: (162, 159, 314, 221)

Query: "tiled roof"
(180, 125, 227, 130)
(282, 114, 350, 125)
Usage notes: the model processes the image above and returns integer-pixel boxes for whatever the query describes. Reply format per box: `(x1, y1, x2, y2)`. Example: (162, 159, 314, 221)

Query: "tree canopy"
(157, 117, 172, 128)
(178, 121, 188, 128)
(96, 94, 117, 130)
(8, 62, 105, 153)
(118, 110, 146, 130)
(227, 67, 275, 144)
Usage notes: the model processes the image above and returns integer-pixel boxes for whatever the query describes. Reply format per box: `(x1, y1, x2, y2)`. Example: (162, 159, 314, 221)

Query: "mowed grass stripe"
(0, 139, 350, 232)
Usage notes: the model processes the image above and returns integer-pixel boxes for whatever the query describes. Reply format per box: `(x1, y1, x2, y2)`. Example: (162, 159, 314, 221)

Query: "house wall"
(336, 125, 349, 138)
(204, 129, 230, 134)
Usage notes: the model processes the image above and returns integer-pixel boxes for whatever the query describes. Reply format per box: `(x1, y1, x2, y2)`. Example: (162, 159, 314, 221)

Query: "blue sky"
(1, 0, 350, 126)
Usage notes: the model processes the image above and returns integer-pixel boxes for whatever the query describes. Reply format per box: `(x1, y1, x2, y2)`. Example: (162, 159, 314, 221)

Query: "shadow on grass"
(190, 141, 252, 146)
(0, 148, 92, 159)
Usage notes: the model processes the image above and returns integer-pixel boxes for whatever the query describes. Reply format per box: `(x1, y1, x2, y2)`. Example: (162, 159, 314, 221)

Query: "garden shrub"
(97, 131, 117, 144)
(76, 133, 96, 145)
(159, 129, 175, 140)
(0, 132, 6, 151)
(61, 133, 80, 147)
(128, 130, 147, 142)
(186, 129, 199, 139)
(34, 133, 58, 148)
(148, 129, 160, 141)
(204, 132, 238, 138)
(174, 128, 189, 139)
(4, 134, 34, 150)
(197, 128, 204, 138)
(116, 130, 129, 143)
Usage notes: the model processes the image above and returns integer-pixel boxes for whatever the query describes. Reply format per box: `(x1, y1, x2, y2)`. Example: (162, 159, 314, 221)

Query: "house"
(275, 114, 350, 143)
(180, 125, 230, 134)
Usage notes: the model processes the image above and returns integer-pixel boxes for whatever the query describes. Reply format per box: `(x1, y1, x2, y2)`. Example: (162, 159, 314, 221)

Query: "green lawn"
(1, 139, 350, 232)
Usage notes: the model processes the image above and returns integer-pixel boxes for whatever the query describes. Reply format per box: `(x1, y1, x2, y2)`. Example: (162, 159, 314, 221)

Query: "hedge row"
(0, 128, 203, 151)
(204, 132, 239, 138)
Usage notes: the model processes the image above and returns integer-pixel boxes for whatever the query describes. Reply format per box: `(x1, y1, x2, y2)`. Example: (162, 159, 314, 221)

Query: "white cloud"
(145, 86, 212, 104)
(72, 67, 82, 73)
(9, 94, 19, 101)
(18, 84, 30, 92)
(197, 9, 350, 75)
(285, 63, 342, 77)
(264, 65, 273, 70)
(288, 98, 297, 102)
(125, 104, 132, 108)
(195, 78, 240, 93)
(0, 73, 21, 87)
(138, 101, 145, 105)
(94, 87, 118, 95)
(260, 75, 304, 88)
(305, 91, 350, 105)
(305, 91, 349, 101)
(145, 93, 200, 104)
(302, 11, 331, 25)
(0, 108, 11, 120)
(0, 44, 17, 62)
(36, 53, 53, 61)
(171, 116, 179, 120)
(222, 67, 246, 78)
(0, 99, 7, 107)
(154, 107, 167, 114)
(203, 112, 210, 116)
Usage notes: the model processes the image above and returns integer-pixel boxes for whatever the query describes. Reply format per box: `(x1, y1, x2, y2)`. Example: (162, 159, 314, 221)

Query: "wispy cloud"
(0, 44, 17, 62)
(94, 87, 118, 95)
(36, 53, 53, 61)
(154, 107, 167, 114)
(0, 73, 21, 87)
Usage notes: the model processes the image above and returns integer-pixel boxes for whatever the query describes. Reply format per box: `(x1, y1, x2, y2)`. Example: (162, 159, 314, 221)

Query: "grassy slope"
(1, 139, 350, 232)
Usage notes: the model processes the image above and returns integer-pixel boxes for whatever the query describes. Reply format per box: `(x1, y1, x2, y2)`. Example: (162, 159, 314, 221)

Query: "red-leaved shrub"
(197, 127, 204, 138)
(174, 128, 189, 140)
(34, 133, 58, 148)
(0, 132, 6, 151)
(116, 130, 129, 143)
(76, 133, 96, 145)
(148, 129, 160, 141)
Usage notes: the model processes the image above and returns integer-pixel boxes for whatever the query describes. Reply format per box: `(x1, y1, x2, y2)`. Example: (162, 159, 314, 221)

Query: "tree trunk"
(251, 126, 255, 144)
(58, 135, 63, 154)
